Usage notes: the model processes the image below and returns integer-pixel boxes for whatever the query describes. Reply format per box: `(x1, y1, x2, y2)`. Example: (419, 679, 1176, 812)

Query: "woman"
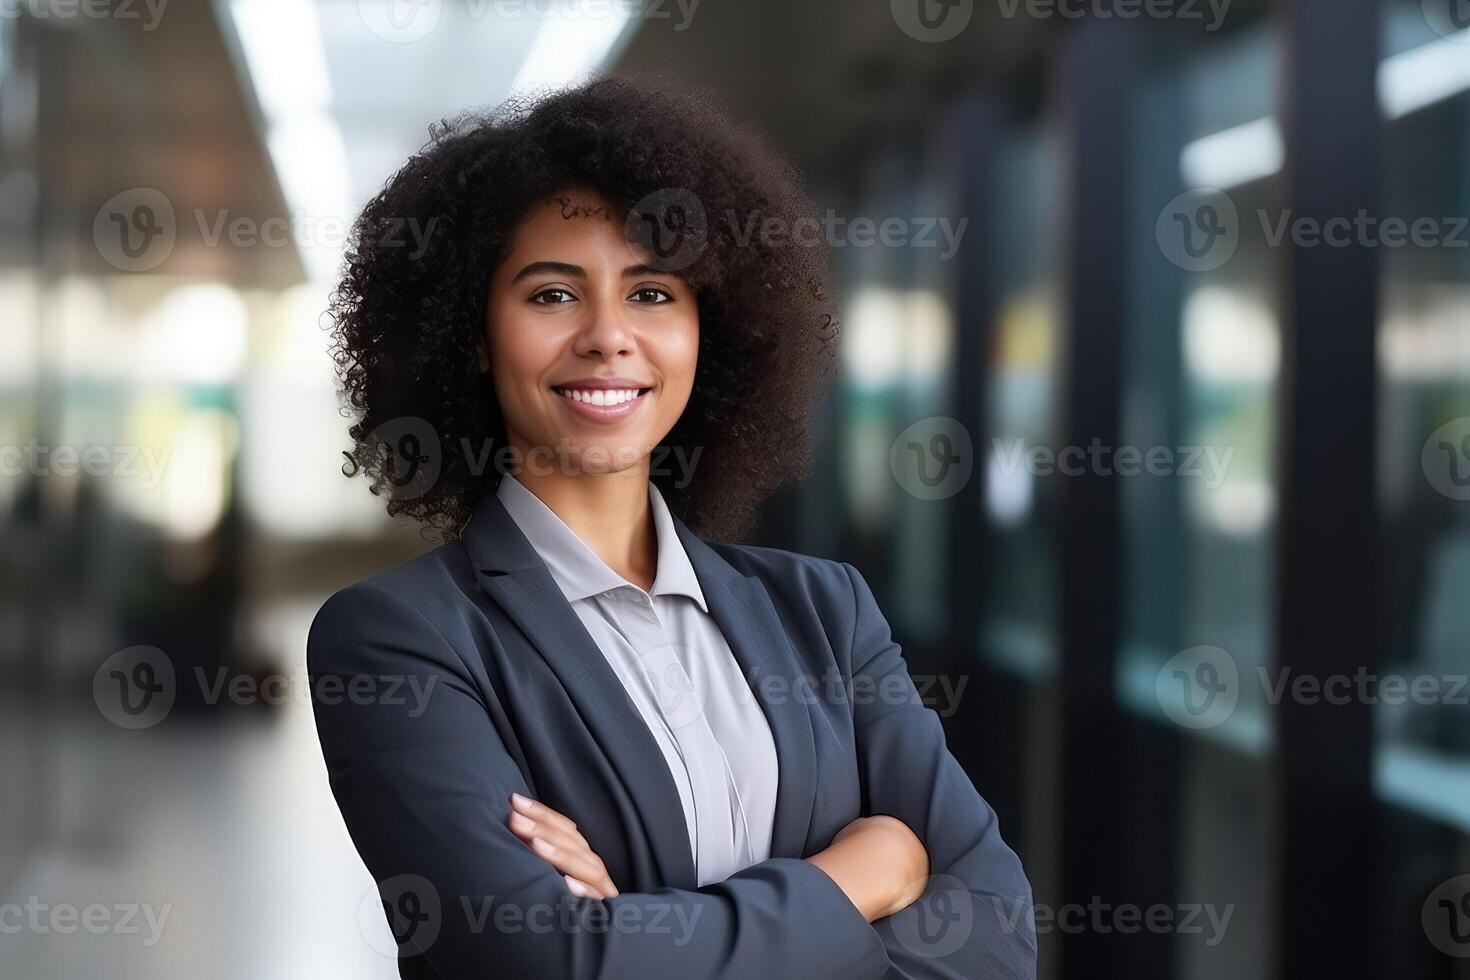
(309, 77, 1034, 979)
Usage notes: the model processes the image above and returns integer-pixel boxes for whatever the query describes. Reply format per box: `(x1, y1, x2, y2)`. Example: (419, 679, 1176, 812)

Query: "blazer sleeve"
(307, 581, 892, 980)
(838, 562, 1038, 979)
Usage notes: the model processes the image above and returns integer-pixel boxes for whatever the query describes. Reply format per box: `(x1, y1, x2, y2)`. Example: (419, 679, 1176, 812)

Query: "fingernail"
(510, 793, 532, 810)
(532, 837, 556, 856)
(565, 875, 588, 897)
(509, 812, 534, 833)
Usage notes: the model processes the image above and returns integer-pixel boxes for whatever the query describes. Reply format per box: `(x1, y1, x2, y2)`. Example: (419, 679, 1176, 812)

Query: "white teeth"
(556, 388, 642, 406)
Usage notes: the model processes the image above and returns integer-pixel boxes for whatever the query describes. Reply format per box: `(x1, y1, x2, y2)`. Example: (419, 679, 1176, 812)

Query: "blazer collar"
(492, 475, 709, 612)
(460, 486, 819, 876)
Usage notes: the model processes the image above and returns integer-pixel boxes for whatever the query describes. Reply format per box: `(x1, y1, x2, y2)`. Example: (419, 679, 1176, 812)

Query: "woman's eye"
(531, 288, 575, 305)
(630, 287, 673, 304)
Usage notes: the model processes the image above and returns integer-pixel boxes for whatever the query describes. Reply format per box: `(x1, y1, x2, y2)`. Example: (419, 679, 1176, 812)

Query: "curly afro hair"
(329, 75, 839, 543)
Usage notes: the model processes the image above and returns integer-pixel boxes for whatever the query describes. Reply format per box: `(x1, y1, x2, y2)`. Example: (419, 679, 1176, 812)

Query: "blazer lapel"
(672, 519, 820, 860)
(461, 492, 696, 887)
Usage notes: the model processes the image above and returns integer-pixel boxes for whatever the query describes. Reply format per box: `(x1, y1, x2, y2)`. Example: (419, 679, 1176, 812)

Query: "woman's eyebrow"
(511, 260, 585, 283)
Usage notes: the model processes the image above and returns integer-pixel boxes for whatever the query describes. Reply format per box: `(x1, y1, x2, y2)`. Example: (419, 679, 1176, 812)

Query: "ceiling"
(18, 1, 302, 287)
(613, 0, 1051, 181)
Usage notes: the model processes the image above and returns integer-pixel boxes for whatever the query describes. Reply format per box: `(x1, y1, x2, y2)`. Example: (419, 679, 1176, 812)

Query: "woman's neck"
(512, 463, 658, 592)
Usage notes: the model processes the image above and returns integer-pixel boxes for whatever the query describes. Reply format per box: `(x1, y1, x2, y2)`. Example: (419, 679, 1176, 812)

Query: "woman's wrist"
(805, 815, 929, 922)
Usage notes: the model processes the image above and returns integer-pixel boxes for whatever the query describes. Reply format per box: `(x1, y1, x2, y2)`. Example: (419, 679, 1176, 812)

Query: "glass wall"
(1111, 24, 1282, 980)
(1116, 25, 1282, 752)
(827, 138, 960, 646)
(979, 103, 1063, 681)
(1376, 2, 1470, 971)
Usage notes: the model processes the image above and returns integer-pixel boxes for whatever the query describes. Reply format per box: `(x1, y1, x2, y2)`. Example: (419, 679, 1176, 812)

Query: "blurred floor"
(2, 645, 396, 978)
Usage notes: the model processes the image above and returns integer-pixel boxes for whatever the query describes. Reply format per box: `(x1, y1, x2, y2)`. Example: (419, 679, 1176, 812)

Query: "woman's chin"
(549, 440, 651, 476)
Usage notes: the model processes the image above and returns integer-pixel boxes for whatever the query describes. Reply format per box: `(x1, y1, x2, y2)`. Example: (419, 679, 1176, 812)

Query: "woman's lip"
(552, 387, 650, 425)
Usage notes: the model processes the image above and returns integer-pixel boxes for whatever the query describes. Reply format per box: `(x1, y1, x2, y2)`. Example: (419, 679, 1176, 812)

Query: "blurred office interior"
(2, 0, 1469, 977)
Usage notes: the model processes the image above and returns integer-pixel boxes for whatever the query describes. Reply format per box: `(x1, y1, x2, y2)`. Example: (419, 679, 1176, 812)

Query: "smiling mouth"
(551, 386, 651, 407)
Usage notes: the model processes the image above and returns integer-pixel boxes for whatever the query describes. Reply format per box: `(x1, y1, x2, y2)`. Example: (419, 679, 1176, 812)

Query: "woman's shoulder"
(704, 541, 864, 620)
(307, 539, 478, 671)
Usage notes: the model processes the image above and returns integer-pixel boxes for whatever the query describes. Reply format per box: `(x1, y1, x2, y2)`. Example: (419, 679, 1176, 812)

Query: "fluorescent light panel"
(1176, 29, 1470, 189)
(1179, 117, 1283, 190)
(1379, 28, 1470, 119)
(510, 6, 637, 95)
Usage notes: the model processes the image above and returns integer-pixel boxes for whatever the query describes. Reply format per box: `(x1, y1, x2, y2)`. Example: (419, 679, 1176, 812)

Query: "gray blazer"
(308, 488, 1037, 979)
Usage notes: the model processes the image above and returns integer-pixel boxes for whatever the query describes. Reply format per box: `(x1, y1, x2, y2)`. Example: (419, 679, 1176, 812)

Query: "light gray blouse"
(495, 475, 780, 886)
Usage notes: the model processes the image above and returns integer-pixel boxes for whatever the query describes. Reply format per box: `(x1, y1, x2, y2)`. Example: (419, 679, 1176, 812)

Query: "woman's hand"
(507, 793, 620, 899)
(805, 814, 929, 922)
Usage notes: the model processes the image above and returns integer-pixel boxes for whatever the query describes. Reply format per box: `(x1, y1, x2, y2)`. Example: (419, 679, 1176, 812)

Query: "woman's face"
(484, 189, 699, 477)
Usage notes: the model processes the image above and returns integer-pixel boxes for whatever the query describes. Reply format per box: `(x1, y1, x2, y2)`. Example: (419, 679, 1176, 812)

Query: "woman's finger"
(506, 813, 602, 877)
(528, 835, 611, 888)
(564, 875, 610, 900)
(509, 816, 589, 856)
(510, 793, 580, 836)
(506, 795, 618, 896)
(507, 809, 592, 855)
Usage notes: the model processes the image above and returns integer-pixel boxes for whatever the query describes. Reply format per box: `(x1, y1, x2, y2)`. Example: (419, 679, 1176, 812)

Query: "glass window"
(978, 107, 1063, 680)
(1114, 24, 1281, 980)
(830, 140, 959, 644)
(1374, 4, 1470, 971)
(1115, 26, 1281, 752)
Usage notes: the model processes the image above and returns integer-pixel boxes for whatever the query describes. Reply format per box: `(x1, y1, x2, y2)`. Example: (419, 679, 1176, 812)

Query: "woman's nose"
(572, 295, 635, 358)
